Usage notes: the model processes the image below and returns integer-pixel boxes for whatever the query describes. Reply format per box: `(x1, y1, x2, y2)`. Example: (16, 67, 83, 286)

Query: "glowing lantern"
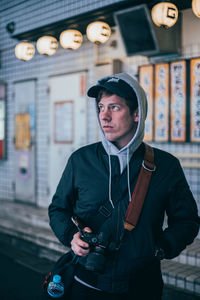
(60, 29, 83, 50)
(151, 2, 178, 28)
(36, 36, 58, 55)
(15, 42, 35, 61)
(86, 21, 111, 44)
(192, 0, 200, 18)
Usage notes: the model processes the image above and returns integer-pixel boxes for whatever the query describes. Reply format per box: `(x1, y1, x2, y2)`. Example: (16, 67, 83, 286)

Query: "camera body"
(80, 231, 108, 273)
(71, 216, 109, 273)
(80, 231, 106, 248)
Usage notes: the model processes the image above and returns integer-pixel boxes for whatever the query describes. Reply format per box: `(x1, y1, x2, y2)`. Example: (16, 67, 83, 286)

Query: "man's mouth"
(102, 126, 114, 132)
(103, 126, 113, 130)
(103, 125, 113, 128)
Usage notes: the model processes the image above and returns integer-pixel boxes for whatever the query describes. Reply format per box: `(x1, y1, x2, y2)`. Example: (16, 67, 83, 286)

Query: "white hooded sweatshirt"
(89, 73, 148, 207)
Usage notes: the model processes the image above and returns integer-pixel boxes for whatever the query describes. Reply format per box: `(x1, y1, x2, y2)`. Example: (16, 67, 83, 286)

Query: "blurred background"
(0, 0, 199, 299)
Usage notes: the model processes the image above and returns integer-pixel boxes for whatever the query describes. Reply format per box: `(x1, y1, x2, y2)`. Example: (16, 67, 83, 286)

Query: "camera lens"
(85, 247, 106, 273)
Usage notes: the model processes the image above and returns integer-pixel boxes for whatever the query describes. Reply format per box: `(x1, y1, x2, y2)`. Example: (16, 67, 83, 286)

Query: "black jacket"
(49, 142, 199, 294)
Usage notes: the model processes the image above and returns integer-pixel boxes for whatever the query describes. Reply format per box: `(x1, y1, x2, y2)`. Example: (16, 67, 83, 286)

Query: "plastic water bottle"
(47, 274, 64, 298)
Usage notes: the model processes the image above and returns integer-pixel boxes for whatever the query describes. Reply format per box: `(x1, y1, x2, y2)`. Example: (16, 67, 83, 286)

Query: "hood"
(87, 72, 148, 208)
(88, 72, 148, 172)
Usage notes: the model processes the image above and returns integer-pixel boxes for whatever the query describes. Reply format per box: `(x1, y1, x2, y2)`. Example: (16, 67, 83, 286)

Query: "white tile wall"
(0, 1, 199, 216)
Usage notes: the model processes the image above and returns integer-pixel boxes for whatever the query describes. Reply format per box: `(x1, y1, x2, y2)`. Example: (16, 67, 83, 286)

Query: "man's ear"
(133, 108, 139, 122)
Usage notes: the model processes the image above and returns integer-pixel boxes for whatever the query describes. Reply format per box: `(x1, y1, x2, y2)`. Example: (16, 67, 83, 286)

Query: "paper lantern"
(36, 36, 58, 55)
(192, 0, 200, 18)
(15, 42, 35, 61)
(86, 21, 111, 44)
(60, 29, 83, 50)
(151, 2, 178, 28)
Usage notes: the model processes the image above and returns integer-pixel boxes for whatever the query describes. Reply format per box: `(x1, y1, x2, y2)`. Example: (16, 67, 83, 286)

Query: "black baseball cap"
(87, 76, 137, 101)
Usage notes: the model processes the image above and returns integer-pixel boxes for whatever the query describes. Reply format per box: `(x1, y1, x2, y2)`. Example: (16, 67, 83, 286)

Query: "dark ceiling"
(149, 0, 192, 10)
(10, 0, 192, 41)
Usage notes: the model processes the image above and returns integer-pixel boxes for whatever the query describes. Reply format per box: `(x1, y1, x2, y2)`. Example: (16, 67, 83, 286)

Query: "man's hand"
(71, 227, 92, 256)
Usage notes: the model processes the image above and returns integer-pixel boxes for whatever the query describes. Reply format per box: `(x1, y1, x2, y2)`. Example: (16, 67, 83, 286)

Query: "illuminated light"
(192, 0, 200, 18)
(151, 2, 178, 28)
(86, 21, 111, 44)
(36, 36, 58, 55)
(60, 29, 83, 50)
(15, 42, 35, 61)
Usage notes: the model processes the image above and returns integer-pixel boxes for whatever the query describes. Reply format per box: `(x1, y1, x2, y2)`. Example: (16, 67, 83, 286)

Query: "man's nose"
(100, 109, 111, 121)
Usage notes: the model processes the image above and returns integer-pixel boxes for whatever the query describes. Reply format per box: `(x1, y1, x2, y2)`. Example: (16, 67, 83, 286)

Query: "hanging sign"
(154, 63, 169, 142)
(54, 101, 74, 143)
(139, 65, 154, 142)
(190, 58, 200, 142)
(170, 60, 187, 142)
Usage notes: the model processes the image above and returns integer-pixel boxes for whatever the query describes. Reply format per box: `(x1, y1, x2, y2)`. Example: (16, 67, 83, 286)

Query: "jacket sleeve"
(48, 156, 78, 247)
(159, 159, 199, 259)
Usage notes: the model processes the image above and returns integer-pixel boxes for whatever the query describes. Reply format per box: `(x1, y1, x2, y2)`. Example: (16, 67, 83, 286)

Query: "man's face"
(98, 94, 139, 149)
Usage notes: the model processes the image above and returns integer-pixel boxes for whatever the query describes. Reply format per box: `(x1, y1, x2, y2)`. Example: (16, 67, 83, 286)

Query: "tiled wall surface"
(124, 54, 200, 214)
(0, 1, 199, 224)
(1, 0, 127, 37)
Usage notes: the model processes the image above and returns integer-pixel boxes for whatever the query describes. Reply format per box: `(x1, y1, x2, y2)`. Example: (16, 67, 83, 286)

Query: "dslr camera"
(80, 230, 108, 273)
(71, 216, 108, 273)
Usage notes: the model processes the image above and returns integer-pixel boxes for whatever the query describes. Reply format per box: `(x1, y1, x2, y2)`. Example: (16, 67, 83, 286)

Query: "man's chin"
(104, 133, 116, 142)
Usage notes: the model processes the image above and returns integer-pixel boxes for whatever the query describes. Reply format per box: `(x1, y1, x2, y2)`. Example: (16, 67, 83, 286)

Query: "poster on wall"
(190, 58, 200, 142)
(54, 101, 74, 143)
(170, 60, 187, 142)
(154, 63, 169, 142)
(139, 65, 154, 142)
(15, 113, 31, 150)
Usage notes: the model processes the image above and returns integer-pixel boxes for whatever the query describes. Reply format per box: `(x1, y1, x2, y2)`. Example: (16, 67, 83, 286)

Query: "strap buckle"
(142, 160, 156, 172)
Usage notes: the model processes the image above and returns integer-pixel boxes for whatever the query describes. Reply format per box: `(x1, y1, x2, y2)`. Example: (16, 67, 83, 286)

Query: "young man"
(49, 73, 199, 300)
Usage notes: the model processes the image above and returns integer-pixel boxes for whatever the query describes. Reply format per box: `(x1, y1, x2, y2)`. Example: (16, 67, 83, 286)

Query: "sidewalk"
(0, 251, 45, 300)
(0, 199, 199, 298)
(0, 199, 67, 262)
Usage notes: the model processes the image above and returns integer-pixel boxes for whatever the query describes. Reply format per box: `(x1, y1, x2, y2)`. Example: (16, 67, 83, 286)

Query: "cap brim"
(87, 85, 104, 98)
(87, 82, 125, 99)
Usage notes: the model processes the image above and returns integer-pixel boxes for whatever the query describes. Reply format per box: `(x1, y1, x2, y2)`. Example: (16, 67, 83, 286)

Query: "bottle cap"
(53, 274, 61, 283)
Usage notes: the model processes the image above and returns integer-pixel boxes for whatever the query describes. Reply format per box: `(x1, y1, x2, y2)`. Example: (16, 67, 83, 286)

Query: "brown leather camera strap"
(124, 143, 156, 231)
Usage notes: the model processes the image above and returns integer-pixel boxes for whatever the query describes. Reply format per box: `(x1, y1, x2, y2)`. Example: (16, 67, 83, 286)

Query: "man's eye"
(112, 106, 119, 111)
(98, 106, 104, 112)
